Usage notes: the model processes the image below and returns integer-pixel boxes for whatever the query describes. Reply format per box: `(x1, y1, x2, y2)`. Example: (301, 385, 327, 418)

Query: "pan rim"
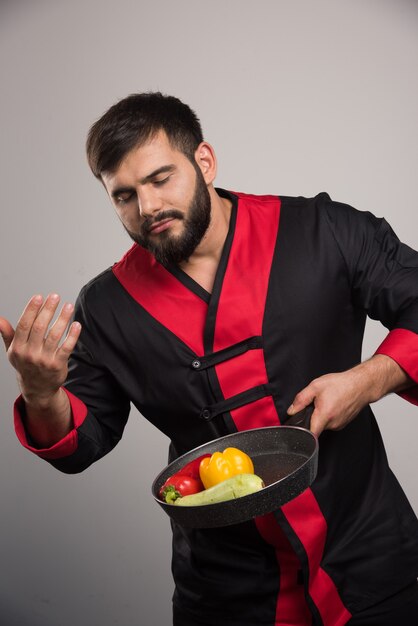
(151, 426, 318, 522)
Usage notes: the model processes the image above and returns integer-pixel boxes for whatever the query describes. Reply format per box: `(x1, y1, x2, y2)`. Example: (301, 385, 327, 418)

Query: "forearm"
(288, 353, 415, 436)
(23, 387, 73, 448)
(352, 353, 414, 405)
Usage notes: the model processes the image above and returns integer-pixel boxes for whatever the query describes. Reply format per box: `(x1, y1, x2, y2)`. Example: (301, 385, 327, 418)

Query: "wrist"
(22, 387, 64, 412)
(22, 388, 73, 448)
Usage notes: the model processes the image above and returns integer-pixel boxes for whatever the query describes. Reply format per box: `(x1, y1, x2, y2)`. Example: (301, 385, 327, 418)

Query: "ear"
(194, 142, 217, 185)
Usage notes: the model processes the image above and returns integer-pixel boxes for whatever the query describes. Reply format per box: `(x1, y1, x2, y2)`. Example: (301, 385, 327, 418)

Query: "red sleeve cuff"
(375, 328, 418, 406)
(14, 388, 88, 460)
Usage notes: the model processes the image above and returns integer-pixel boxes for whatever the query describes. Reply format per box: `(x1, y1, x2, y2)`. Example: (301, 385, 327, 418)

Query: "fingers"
(288, 370, 366, 437)
(13, 294, 76, 354)
(8, 293, 81, 364)
(287, 384, 326, 436)
(0, 317, 15, 350)
(287, 384, 316, 416)
(56, 321, 82, 362)
(309, 409, 327, 437)
(26, 294, 62, 350)
(43, 302, 75, 354)
(287, 377, 338, 436)
(2, 294, 81, 403)
(13, 295, 44, 345)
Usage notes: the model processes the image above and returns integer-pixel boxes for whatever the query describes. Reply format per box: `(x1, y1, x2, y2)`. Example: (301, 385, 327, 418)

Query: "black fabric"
(172, 521, 281, 626)
(347, 580, 418, 626)
(39, 191, 418, 625)
(263, 193, 418, 613)
(165, 263, 211, 303)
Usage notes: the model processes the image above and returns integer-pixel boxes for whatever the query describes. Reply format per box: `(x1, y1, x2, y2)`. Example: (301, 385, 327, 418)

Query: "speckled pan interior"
(151, 426, 318, 529)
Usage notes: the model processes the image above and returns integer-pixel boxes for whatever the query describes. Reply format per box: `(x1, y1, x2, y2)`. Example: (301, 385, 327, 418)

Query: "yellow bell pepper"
(199, 447, 255, 490)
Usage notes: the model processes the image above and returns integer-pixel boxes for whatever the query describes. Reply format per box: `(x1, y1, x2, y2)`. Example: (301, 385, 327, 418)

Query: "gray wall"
(0, 1, 417, 624)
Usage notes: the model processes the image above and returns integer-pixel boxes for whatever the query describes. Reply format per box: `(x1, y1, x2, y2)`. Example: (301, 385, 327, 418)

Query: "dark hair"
(86, 92, 204, 178)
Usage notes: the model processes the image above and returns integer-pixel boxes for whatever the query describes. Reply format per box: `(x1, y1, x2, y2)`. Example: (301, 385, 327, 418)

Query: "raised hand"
(0, 294, 82, 447)
(0, 294, 81, 406)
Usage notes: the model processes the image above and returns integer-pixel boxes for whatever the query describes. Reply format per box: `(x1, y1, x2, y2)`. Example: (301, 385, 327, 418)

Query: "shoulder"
(278, 191, 384, 235)
(78, 267, 116, 302)
(280, 191, 366, 216)
(226, 188, 385, 232)
(229, 189, 374, 219)
(77, 246, 139, 310)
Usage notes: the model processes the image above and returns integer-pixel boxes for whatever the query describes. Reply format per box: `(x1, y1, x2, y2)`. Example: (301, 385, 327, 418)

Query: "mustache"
(142, 209, 184, 233)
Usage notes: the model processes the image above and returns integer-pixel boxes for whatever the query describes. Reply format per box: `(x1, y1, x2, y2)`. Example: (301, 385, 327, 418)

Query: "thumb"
(0, 317, 15, 351)
(287, 384, 316, 415)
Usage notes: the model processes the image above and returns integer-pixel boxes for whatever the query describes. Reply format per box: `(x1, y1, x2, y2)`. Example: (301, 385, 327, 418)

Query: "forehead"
(102, 130, 188, 188)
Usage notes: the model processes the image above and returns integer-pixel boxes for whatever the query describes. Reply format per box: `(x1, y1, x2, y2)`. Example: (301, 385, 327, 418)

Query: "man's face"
(101, 131, 211, 266)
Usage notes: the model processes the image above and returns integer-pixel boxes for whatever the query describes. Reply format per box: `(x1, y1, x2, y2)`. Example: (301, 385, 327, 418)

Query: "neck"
(179, 187, 232, 292)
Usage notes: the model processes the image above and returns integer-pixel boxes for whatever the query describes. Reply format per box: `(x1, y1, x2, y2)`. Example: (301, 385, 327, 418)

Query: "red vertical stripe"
(213, 193, 311, 625)
(256, 514, 312, 626)
(213, 193, 351, 626)
(214, 194, 282, 351)
(228, 396, 281, 432)
(281, 493, 351, 626)
(215, 349, 270, 397)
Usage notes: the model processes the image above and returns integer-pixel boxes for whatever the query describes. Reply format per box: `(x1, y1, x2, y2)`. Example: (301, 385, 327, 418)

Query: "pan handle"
(286, 404, 314, 430)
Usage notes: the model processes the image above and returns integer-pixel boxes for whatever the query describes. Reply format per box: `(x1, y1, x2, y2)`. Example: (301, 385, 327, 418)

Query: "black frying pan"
(151, 406, 317, 528)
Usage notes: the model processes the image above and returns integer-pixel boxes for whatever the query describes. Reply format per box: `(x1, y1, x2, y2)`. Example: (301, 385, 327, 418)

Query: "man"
(1, 92, 418, 625)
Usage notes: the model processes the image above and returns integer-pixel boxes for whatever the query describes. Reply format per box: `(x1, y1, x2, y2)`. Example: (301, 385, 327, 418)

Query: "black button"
(200, 409, 211, 420)
(192, 359, 201, 369)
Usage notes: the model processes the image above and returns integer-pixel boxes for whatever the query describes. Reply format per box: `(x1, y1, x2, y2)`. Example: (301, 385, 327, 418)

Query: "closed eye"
(152, 175, 171, 187)
(115, 192, 135, 205)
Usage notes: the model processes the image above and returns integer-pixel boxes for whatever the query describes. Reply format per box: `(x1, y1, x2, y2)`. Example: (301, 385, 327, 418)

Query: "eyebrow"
(110, 164, 176, 199)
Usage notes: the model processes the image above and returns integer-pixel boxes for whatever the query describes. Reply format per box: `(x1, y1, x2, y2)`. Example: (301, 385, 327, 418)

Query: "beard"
(124, 166, 211, 266)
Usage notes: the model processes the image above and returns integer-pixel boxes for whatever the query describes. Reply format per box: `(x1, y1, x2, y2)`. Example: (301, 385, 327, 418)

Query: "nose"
(137, 187, 163, 218)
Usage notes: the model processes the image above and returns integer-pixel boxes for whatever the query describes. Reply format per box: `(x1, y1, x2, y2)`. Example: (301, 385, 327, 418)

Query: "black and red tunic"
(15, 190, 418, 626)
